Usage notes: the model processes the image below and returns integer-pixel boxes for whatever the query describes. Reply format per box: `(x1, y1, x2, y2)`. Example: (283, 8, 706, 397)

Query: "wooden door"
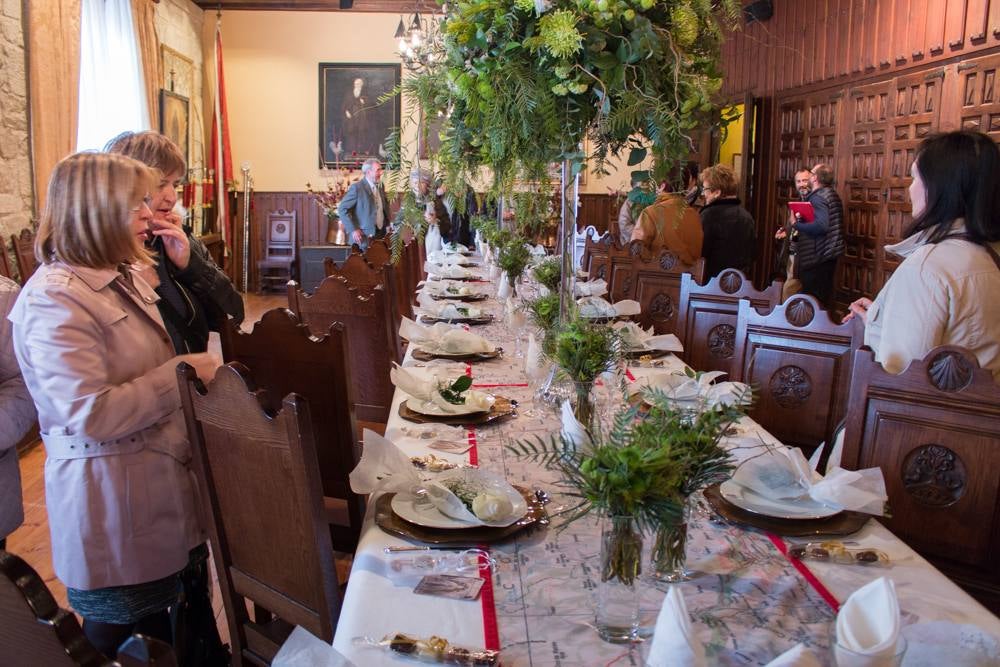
(840, 80, 892, 311)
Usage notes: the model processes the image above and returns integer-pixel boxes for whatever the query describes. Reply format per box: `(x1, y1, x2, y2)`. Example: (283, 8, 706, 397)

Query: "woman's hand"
(842, 297, 873, 324)
(178, 353, 222, 384)
(150, 212, 191, 270)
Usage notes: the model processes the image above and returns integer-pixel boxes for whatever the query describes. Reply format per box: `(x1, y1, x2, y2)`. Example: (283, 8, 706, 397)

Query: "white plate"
(404, 396, 491, 417)
(719, 479, 841, 519)
(391, 471, 529, 528)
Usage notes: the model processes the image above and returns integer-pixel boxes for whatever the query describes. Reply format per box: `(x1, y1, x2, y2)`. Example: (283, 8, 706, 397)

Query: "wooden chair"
(0, 240, 11, 280)
(841, 346, 1000, 612)
(0, 550, 177, 666)
(579, 229, 614, 282)
(606, 240, 643, 302)
(364, 237, 392, 267)
(288, 279, 396, 426)
(256, 210, 297, 293)
(676, 269, 783, 378)
(11, 229, 37, 284)
(630, 249, 706, 336)
(219, 309, 364, 553)
(731, 294, 862, 457)
(178, 362, 342, 666)
(322, 256, 406, 362)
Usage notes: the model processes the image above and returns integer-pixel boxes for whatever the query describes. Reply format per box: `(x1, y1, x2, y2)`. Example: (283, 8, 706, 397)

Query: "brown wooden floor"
(5, 292, 355, 650)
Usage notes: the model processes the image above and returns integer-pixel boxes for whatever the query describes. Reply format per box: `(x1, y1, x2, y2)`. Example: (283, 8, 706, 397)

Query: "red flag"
(210, 18, 233, 253)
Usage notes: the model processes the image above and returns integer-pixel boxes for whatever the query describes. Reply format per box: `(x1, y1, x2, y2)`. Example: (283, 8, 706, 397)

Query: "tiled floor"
(5, 292, 361, 650)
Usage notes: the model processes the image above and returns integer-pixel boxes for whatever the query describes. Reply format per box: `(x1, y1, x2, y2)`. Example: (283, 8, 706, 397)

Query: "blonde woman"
(8, 152, 218, 656)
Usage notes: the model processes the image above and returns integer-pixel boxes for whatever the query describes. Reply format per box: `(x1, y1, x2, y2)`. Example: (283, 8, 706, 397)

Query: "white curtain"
(76, 0, 150, 151)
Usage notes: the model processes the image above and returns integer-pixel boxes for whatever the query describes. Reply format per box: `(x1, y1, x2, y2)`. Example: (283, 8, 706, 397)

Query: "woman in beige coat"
(8, 153, 218, 656)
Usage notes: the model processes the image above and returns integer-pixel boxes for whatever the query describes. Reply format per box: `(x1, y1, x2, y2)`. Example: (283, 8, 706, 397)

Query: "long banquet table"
(329, 270, 1000, 666)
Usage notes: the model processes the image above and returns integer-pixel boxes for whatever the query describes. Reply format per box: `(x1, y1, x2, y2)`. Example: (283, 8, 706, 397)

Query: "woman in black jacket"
(698, 164, 756, 279)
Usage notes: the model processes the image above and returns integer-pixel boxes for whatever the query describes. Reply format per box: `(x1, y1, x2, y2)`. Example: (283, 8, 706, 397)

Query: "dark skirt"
(67, 570, 182, 624)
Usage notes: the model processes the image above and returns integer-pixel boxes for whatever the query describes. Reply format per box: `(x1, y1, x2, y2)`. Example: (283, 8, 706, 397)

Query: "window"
(76, 0, 149, 151)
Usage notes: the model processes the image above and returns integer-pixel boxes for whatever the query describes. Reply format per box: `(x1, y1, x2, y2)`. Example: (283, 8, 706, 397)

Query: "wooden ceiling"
(192, 0, 423, 10)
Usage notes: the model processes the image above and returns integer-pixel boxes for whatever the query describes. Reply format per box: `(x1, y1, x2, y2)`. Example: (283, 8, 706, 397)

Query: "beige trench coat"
(8, 262, 203, 590)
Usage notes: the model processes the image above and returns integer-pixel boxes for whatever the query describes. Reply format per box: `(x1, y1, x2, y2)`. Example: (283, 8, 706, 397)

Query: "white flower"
(472, 492, 514, 522)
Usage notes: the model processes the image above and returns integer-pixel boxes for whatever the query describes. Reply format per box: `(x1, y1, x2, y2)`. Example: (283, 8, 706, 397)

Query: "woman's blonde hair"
(104, 130, 186, 177)
(699, 164, 739, 197)
(36, 152, 157, 268)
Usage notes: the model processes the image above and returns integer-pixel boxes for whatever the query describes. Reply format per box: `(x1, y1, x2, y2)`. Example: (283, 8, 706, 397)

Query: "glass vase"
(596, 515, 642, 643)
(573, 380, 595, 429)
(650, 500, 692, 583)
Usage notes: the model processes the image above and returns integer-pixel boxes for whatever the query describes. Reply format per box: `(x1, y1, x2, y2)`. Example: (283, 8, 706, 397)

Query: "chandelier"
(394, 3, 447, 72)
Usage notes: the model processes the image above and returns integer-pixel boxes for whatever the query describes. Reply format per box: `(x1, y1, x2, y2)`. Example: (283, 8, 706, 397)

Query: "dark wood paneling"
(577, 193, 614, 235)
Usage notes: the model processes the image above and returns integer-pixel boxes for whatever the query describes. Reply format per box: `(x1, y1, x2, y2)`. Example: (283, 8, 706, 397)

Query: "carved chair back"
(677, 270, 783, 378)
(11, 228, 38, 284)
(731, 294, 863, 456)
(580, 230, 614, 283)
(219, 309, 363, 552)
(257, 210, 297, 292)
(630, 250, 706, 335)
(178, 363, 341, 664)
(841, 346, 1000, 612)
(0, 240, 11, 281)
(288, 279, 396, 424)
(363, 238, 392, 267)
(0, 549, 178, 665)
(321, 256, 405, 362)
(605, 240, 645, 302)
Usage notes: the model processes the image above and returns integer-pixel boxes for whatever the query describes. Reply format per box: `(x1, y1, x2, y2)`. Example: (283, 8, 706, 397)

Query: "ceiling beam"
(192, 0, 423, 10)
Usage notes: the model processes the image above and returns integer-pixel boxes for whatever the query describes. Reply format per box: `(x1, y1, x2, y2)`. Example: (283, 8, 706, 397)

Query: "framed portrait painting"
(159, 90, 189, 166)
(319, 63, 401, 169)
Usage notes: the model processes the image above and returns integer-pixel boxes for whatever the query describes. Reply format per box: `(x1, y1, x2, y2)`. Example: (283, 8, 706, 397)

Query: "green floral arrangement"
(507, 387, 745, 583)
(496, 237, 532, 284)
(551, 316, 622, 426)
(532, 256, 562, 292)
(527, 292, 563, 355)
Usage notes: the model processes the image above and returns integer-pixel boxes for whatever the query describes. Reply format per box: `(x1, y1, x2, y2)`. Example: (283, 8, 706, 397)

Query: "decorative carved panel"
(649, 293, 674, 321)
(658, 253, 678, 270)
(902, 444, 967, 507)
(707, 324, 736, 359)
(768, 365, 814, 408)
(784, 297, 816, 326)
(718, 270, 743, 294)
(927, 350, 976, 392)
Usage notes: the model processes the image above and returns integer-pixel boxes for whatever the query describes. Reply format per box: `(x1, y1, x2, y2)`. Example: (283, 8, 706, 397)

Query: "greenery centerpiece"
(496, 237, 532, 296)
(532, 255, 562, 293)
(551, 315, 621, 428)
(507, 390, 744, 641)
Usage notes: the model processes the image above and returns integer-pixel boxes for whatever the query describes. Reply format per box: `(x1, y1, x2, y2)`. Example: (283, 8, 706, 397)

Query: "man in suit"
(338, 158, 391, 248)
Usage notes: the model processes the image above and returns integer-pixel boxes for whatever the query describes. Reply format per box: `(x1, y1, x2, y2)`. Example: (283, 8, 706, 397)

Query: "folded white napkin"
(390, 364, 494, 413)
(613, 321, 684, 352)
(425, 224, 443, 255)
(636, 370, 751, 410)
(424, 469, 521, 526)
(497, 272, 512, 300)
(426, 250, 468, 265)
(443, 242, 469, 253)
(415, 292, 482, 319)
(422, 281, 479, 298)
(646, 587, 705, 667)
(349, 428, 422, 495)
(399, 317, 494, 355)
(764, 643, 820, 667)
(578, 296, 641, 318)
(271, 625, 356, 667)
(424, 261, 477, 280)
(836, 577, 902, 664)
(575, 278, 608, 298)
(560, 399, 592, 450)
(528, 243, 547, 257)
(730, 447, 888, 515)
(525, 332, 549, 381)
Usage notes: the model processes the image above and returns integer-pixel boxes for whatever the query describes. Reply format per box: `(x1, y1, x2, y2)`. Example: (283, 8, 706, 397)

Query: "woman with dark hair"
(845, 130, 1000, 379)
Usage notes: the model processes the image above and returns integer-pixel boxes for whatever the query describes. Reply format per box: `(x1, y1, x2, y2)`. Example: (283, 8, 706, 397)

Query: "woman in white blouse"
(845, 130, 1000, 379)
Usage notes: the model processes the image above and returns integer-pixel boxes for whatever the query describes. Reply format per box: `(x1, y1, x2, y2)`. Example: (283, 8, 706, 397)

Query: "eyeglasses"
(131, 195, 154, 212)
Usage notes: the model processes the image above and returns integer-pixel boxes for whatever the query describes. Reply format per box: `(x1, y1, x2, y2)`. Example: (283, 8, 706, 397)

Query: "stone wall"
(155, 0, 206, 172)
(0, 0, 33, 276)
